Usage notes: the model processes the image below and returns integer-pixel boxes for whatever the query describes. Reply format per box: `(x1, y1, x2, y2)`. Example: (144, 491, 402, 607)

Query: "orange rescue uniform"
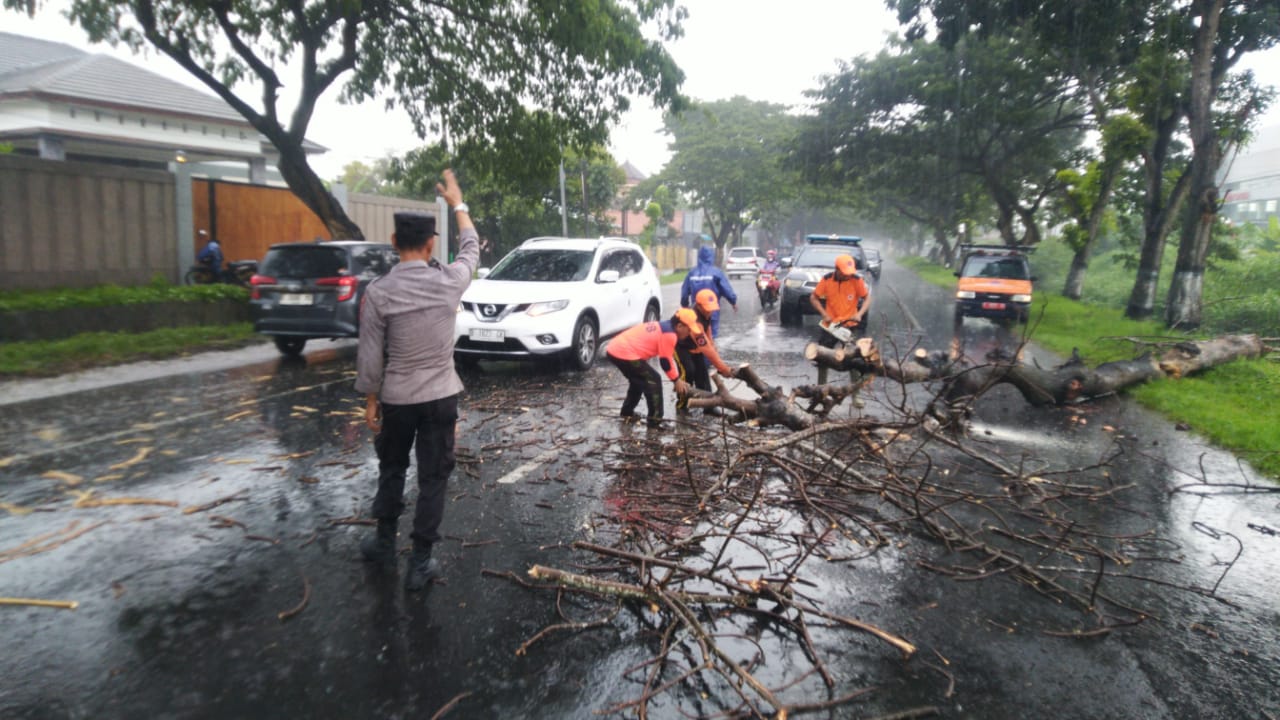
(812, 273, 870, 325)
(605, 321, 681, 380)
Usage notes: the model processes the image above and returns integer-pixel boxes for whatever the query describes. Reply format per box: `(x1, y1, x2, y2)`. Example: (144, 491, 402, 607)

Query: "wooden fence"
(193, 178, 438, 266)
(0, 153, 441, 290)
(0, 154, 177, 289)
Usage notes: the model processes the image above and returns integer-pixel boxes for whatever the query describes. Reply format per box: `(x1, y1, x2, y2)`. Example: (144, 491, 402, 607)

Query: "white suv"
(454, 237, 663, 370)
(724, 246, 762, 278)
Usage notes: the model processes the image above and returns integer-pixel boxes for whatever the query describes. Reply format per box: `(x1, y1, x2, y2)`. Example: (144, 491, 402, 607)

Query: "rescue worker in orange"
(809, 253, 871, 385)
(605, 309, 698, 427)
(676, 289, 737, 415)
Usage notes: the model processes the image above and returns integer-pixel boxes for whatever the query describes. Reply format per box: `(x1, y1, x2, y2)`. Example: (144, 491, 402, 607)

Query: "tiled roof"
(0, 31, 245, 124)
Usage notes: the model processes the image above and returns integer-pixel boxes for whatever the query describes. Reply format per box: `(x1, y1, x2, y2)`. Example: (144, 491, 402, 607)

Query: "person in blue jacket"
(680, 246, 738, 336)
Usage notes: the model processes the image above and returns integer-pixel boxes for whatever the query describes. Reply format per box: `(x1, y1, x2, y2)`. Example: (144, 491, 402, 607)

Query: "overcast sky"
(5, 1, 1279, 180)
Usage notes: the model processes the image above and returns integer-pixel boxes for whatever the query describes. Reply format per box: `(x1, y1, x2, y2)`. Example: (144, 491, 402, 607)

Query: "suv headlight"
(527, 299, 570, 317)
(785, 277, 807, 289)
(1011, 294, 1032, 303)
(956, 291, 976, 299)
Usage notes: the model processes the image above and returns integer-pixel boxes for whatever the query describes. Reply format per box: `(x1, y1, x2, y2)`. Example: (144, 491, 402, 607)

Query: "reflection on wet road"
(2, 254, 1278, 719)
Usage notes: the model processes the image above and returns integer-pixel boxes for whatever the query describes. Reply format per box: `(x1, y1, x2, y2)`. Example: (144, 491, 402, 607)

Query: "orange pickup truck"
(953, 245, 1036, 324)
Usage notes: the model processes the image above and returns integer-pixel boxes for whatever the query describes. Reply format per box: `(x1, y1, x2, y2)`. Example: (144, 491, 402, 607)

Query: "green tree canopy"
(659, 96, 799, 256)
(10, 0, 687, 239)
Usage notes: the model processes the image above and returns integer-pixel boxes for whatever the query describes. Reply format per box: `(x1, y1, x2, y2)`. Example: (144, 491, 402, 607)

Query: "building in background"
(1221, 124, 1280, 229)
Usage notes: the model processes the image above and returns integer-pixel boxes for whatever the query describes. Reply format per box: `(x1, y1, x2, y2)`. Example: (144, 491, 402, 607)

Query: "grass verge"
(899, 256, 1280, 479)
(0, 323, 262, 379)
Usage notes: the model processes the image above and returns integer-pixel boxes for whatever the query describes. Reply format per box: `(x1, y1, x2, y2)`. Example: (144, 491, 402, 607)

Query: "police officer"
(355, 169, 478, 591)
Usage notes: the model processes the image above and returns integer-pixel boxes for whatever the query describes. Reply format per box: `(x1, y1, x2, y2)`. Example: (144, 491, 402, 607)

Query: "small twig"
(0, 597, 79, 610)
(277, 575, 311, 622)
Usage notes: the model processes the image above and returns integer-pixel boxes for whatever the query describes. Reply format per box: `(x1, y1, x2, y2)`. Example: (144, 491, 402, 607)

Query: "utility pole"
(558, 152, 569, 237)
(580, 160, 589, 237)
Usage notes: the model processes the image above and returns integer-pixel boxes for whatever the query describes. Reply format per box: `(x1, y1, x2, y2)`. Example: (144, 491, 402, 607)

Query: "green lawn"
(0, 323, 261, 378)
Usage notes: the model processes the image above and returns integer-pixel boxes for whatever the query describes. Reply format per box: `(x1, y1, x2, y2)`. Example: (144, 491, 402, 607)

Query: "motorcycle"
(756, 269, 780, 309)
(185, 259, 259, 287)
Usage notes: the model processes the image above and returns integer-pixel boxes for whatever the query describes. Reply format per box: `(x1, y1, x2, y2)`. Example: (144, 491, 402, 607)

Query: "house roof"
(620, 160, 648, 183)
(0, 32, 245, 124)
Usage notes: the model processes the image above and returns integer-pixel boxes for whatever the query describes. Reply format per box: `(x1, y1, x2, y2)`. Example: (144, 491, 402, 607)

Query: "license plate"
(470, 328, 505, 342)
(280, 293, 314, 306)
(982, 302, 1006, 310)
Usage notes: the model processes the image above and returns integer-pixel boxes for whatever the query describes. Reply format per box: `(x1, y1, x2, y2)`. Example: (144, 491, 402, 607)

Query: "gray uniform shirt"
(354, 228, 479, 405)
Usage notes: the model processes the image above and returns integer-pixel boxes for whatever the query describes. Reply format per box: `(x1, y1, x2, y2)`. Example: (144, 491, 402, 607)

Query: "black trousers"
(371, 394, 458, 546)
(608, 355, 665, 419)
(674, 342, 707, 409)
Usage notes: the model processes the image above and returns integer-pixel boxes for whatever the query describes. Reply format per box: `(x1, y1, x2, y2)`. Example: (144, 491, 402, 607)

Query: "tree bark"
(275, 143, 365, 240)
(1125, 109, 1190, 320)
(1162, 0, 1227, 331)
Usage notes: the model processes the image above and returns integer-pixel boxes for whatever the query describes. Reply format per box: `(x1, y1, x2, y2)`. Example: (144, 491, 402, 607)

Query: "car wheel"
(567, 316, 598, 371)
(953, 308, 965, 327)
(274, 337, 306, 356)
(643, 301, 661, 323)
(780, 303, 798, 327)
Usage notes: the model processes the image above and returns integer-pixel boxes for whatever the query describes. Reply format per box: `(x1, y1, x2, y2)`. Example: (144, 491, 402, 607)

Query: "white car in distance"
(454, 237, 663, 371)
(724, 246, 762, 278)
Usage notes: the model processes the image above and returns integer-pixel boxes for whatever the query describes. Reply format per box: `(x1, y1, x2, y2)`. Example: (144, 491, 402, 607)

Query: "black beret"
(394, 211, 436, 241)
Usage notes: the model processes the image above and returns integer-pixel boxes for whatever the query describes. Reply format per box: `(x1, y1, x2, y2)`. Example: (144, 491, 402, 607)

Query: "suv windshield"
(729, 249, 756, 259)
(793, 245, 865, 270)
(260, 246, 349, 278)
(960, 255, 1029, 280)
(488, 248, 594, 282)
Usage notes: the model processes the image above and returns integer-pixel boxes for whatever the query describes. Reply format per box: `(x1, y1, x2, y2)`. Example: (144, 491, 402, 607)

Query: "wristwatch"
(452, 202, 469, 214)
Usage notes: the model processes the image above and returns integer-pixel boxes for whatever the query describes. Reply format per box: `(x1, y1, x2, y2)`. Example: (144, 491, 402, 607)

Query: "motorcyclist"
(757, 249, 782, 305)
(680, 246, 738, 337)
(195, 230, 224, 281)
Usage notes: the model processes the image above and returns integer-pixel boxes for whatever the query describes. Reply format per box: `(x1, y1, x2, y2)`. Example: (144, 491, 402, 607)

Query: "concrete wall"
(0, 153, 177, 289)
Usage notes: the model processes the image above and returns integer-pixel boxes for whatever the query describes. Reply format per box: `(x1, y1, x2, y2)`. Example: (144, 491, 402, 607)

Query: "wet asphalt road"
(2, 254, 1279, 719)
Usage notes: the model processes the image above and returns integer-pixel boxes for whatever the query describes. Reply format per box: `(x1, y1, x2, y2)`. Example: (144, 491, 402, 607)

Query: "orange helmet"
(694, 288, 720, 314)
(673, 308, 704, 335)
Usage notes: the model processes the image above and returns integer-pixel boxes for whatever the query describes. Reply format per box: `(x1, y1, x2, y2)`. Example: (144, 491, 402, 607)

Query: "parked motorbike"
(756, 269, 780, 309)
(185, 259, 259, 287)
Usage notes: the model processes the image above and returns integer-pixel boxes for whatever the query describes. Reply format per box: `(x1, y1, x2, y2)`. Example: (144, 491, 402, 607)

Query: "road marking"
(494, 418, 601, 485)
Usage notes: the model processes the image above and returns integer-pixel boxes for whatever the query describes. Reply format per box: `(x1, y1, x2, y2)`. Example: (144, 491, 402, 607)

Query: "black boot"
(360, 520, 397, 565)
(404, 542, 440, 591)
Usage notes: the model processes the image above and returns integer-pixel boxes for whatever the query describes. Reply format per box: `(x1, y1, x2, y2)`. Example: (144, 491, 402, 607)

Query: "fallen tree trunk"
(808, 334, 1266, 408)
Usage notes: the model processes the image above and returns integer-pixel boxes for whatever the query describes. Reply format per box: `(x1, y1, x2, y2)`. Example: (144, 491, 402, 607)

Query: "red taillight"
(317, 276, 358, 302)
(249, 274, 275, 300)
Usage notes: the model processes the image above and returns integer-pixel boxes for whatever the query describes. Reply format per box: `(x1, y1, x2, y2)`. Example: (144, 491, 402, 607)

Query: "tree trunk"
(1063, 167, 1117, 300)
(1163, 0, 1226, 331)
(275, 144, 365, 240)
(1125, 114, 1189, 320)
(806, 335, 1263, 411)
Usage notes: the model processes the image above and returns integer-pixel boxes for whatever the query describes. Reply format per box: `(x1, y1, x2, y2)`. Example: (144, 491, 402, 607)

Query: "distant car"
(803, 234, 868, 272)
(953, 244, 1036, 324)
(724, 246, 763, 278)
(864, 248, 882, 282)
(778, 242, 871, 326)
(453, 237, 662, 371)
(249, 241, 399, 356)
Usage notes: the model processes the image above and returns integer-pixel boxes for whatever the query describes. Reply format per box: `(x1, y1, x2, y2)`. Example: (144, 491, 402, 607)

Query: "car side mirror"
(1030, 275, 1039, 282)
(953, 271, 961, 277)
(781, 259, 793, 269)
(597, 269, 620, 283)
(477, 268, 491, 279)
